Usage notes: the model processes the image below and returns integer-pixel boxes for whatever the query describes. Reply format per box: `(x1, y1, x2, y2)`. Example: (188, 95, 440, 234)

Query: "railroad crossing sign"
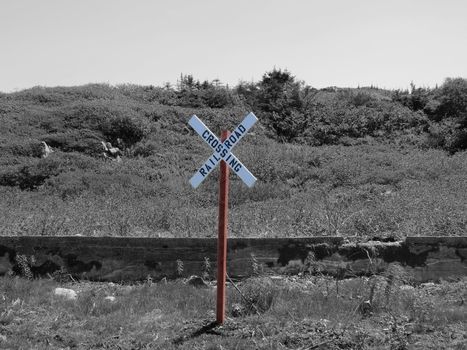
(188, 112, 258, 325)
(189, 112, 258, 188)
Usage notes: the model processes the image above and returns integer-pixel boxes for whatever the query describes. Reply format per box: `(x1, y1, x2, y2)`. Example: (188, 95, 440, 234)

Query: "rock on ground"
(53, 287, 77, 300)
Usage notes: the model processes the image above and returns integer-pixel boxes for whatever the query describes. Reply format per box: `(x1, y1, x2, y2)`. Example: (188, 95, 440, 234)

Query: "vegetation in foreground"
(1, 71, 467, 238)
(0, 275, 465, 349)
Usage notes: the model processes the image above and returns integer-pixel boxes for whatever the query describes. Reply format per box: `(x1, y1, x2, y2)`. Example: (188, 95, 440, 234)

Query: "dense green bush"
(420, 78, 467, 152)
(0, 152, 98, 190)
(45, 169, 156, 199)
(59, 100, 150, 146)
(0, 157, 62, 189)
(131, 139, 159, 157)
(350, 91, 374, 107)
(101, 114, 148, 146)
(436, 78, 467, 121)
(41, 129, 103, 156)
(255, 69, 305, 140)
(0, 140, 44, 158)
(162, 75, 238, 109)
(298, 100, 428, 146)
(392, 84, 431, 112)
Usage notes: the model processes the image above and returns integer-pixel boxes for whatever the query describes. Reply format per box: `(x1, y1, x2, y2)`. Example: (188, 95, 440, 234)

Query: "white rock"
(41, 141, 53, 158)
(421, 282, 435, 287)
(53, 287, 77, 300)
(0, 334, 6, 342)
(104, 295, 116, 302)
(399, 285, 415, 291)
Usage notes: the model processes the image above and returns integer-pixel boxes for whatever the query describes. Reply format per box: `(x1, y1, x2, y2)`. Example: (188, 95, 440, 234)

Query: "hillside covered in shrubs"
(1, 70, 466, 238)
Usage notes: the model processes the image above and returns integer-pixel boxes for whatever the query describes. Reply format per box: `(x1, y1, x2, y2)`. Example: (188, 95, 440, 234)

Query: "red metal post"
(216, 130, 230, 324)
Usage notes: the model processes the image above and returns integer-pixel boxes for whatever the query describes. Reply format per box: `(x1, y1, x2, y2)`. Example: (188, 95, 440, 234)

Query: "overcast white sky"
(1, 0, 466, 92)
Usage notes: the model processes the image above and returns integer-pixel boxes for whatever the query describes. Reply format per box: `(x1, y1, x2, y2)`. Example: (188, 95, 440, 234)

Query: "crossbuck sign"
(188, 112, 258, 324)
(189, 112, 258, 188)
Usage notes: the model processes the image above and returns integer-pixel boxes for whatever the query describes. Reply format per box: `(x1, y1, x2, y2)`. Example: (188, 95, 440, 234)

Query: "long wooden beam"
(0, 236, 465, 282)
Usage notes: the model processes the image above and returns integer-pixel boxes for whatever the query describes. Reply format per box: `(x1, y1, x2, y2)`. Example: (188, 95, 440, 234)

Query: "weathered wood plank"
(0, 236, 466, 282)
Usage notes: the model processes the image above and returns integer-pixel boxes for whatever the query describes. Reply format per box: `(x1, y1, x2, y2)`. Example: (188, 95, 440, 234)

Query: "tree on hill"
(437, 78, 467, 122)
(256, 68, 305, 141)
(422, 78, 467, 152)
(438, 78, 467, 151)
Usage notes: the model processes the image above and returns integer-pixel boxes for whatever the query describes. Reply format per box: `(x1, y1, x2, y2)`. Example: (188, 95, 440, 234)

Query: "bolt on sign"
(189, 112, 258, 324)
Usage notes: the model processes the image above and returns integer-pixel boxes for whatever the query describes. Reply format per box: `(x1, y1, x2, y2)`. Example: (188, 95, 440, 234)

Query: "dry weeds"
(0, 275, 465, 349)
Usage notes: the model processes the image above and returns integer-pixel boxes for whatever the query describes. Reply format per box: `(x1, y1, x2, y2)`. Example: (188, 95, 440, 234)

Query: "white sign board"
(189, 112, 258, 188)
